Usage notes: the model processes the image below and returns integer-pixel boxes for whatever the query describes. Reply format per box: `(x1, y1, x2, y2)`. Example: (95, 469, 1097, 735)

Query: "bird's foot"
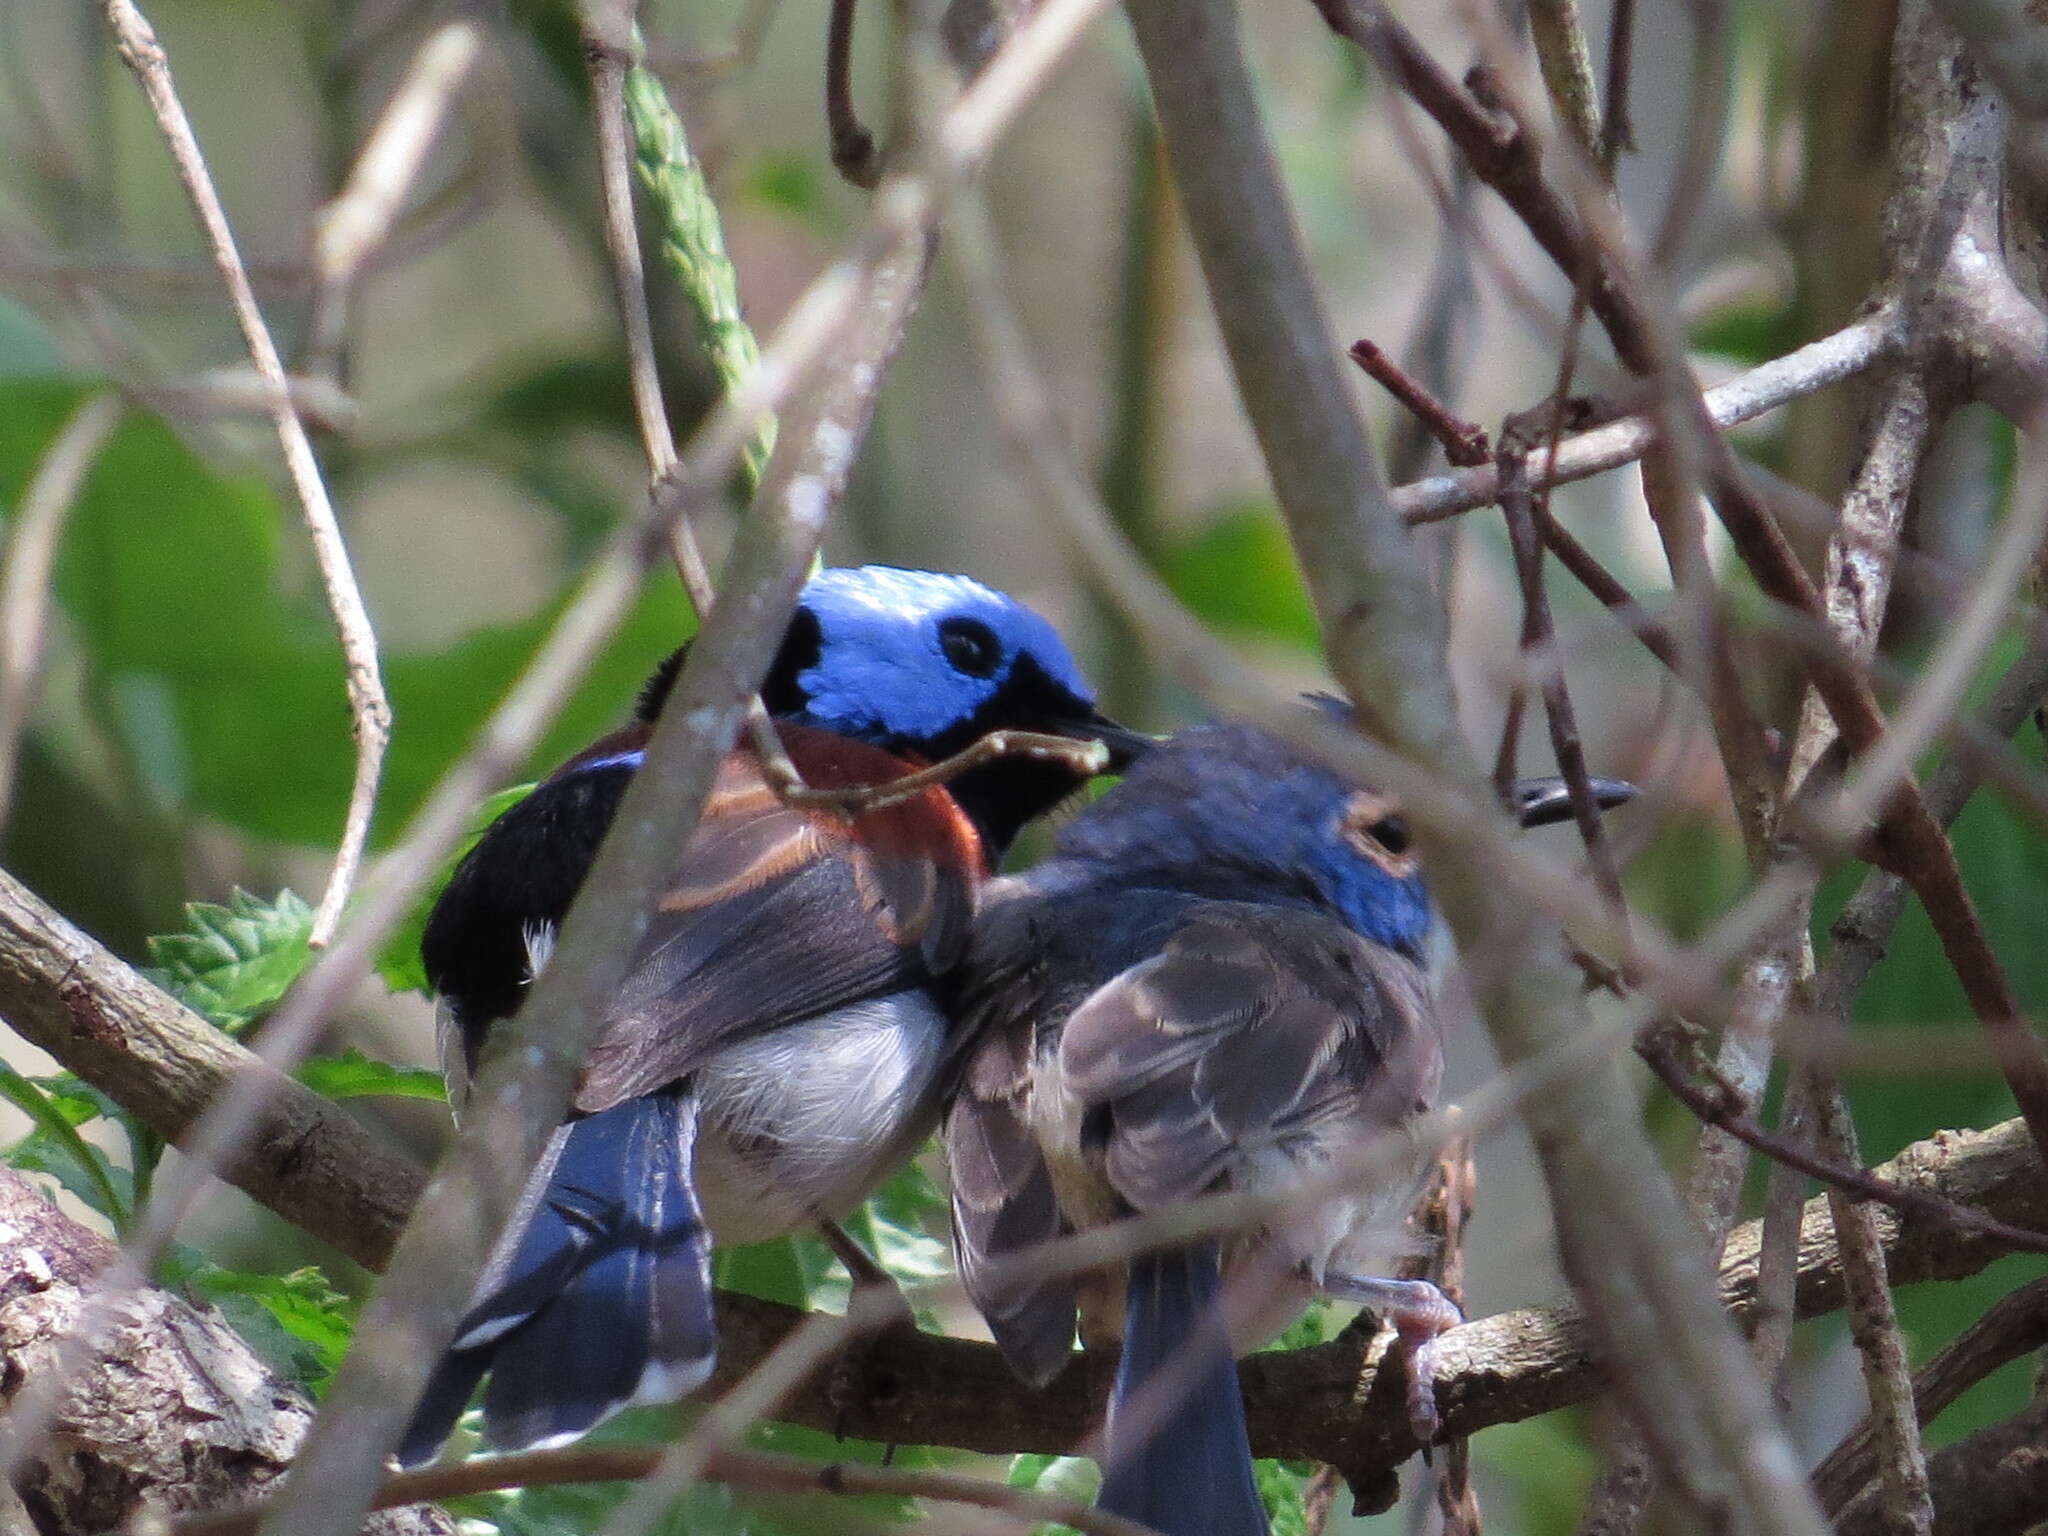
(1319, 1273, 1461, 1450)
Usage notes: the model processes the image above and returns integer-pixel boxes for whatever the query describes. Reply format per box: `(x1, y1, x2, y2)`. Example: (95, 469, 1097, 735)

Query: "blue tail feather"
(397, 1090, 717, 1466)
(1097, 1242, 1268, 1536)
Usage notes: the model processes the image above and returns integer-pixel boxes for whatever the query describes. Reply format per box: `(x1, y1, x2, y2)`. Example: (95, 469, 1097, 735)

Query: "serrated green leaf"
(297, 1048, 446, 1103)
(377, 783, 536, 995)
(181, 1260, 353, 1391)
(144, 888, 314, 1034)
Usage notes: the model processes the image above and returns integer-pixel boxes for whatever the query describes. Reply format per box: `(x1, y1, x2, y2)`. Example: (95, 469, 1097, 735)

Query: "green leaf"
(1162, 504, 1322, 653)
(178, 1258, 353, 1391)
(1689, 295, 1797, 369)
(1256, 1458, 1310, 1536)
(0, 1064, 132, 1228)
(1009, 1452, 1099, 1536)
(377, 783, 536, 995)
(297, 1048, 446, 1103)
(144, 888, 315, 1034)
(0, 297, 69, 379)
(0, 378, 693, 854)
(1258, 1295, 1334, 1352)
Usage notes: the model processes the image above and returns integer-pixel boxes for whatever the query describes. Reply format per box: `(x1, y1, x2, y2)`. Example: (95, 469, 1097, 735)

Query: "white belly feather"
(692, 990, 949, 1246)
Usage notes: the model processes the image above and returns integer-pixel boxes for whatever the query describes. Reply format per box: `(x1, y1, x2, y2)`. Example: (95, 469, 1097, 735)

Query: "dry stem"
(101, 0, 392, 950)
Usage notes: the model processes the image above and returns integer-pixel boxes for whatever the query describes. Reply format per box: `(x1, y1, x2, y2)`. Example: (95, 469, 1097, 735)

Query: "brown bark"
(0, 1169, 450, 1536)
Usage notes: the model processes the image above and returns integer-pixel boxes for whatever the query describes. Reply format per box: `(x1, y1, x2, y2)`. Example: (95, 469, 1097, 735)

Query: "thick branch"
(0, 865, 421, 1269)
(1128, 2, 1820, 1526)
(0, 1168, 450, 1536)
(1839, 1394, 2048, 1536)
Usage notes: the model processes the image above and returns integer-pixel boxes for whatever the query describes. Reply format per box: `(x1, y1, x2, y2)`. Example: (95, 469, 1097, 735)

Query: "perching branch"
(0, 864, 422, 1270)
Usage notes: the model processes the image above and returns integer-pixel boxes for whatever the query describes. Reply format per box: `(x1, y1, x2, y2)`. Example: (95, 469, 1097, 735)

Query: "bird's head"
(639, 565, 1146, 855)
(1053, 705, 1634, 962)
(1051, 721, 1439, 958)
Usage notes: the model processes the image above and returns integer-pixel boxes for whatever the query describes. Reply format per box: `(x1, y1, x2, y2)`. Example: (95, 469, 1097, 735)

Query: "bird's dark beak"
(1512, 774, 1638, 828)
(1054, 709, 1156, 773)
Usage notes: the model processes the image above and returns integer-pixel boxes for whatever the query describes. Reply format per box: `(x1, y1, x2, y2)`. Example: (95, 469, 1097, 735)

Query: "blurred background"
(0, 1, 2043, 1532)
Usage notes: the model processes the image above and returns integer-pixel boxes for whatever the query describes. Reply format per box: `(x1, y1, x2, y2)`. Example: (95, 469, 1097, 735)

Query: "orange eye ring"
(1339, 789, 1419, 877)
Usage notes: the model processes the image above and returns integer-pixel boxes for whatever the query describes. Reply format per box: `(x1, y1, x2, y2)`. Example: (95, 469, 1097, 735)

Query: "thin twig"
(1635, 1039, 2048, 1256)
(177, 1441, 1153, 1536)
(827, 0, 882, 186)
(101, 0, 392, 950)
(1393, 313, 1900, 524)
(0, 392, 121, 831)
(581, 8, 810, 805)
(596, 1301, 884, 1536)
(304, 20, 483, 381)
(781, 730, 1111, 812)
(1497, 444, 1627, 911)
(1812, 1074, 1934, 1536)
(1348, 338, 1489, 465)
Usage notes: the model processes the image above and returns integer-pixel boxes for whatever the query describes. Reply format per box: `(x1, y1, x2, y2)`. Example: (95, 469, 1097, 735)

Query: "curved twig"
(101, 0, 392, 951)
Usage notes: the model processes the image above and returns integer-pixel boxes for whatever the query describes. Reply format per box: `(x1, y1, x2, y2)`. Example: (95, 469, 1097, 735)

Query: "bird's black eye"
(938, 617, 1003, 678)
(1341, 791, 1417, 872)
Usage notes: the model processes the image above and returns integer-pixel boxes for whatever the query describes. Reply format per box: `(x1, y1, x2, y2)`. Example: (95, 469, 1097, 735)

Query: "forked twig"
(101, 0, 391, 949)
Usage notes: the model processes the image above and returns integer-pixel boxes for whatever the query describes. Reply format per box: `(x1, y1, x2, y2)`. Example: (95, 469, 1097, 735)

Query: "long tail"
(398, 1089, 717, 1467)
(1097, 1241, 1267, 1536)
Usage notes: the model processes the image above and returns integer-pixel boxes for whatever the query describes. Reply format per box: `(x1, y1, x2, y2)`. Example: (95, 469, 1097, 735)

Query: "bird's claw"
(1320, 1273, 1461, 1453)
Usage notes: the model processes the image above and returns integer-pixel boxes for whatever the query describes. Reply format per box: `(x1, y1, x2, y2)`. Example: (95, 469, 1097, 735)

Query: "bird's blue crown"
(1051, 717, 1434, 959)
(787, 566, 1096, 749)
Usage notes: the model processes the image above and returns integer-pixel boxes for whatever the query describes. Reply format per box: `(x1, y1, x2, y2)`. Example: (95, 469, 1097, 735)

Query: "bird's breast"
(691, 989, 950, 1245)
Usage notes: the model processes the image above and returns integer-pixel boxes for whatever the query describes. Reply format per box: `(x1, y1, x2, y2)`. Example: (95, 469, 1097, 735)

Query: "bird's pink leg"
(1319, 1273, 1461, 1447)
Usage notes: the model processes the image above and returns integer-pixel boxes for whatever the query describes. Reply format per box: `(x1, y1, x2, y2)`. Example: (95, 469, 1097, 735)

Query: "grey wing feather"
(943, 1089, 1076, 1387)
(1060, 905, 1440, 1215)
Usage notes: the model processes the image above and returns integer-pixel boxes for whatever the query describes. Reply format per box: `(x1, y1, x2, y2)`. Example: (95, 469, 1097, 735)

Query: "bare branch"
(1838, 1394, 2048, 1536)
(0, 865, 422, 1269)
(100, 0, 392, 950)
(1127, 4, 1819, 1525)
(1815, 1276, 2048, 1515)
(0, 1169, 450, 1536)
(1393, 314, 1899, 524)
(181, 1441, 1153, 1536)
